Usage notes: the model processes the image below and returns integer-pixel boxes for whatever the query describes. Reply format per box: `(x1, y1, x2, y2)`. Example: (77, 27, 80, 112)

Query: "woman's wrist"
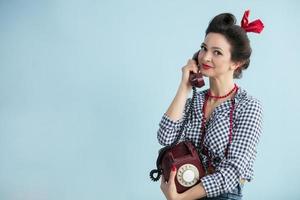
(178, 183, 207, 200)
(178, 82, 192, 94)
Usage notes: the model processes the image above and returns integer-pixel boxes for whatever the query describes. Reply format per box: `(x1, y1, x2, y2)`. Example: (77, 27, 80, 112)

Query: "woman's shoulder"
(235, 86, 263, 112)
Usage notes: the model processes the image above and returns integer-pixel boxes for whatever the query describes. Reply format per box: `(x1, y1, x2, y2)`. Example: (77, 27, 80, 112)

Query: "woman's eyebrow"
(201, 43, 224, 52)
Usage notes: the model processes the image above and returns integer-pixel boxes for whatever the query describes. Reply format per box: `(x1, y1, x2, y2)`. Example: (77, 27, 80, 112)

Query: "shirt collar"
(193, 86, 248, 121)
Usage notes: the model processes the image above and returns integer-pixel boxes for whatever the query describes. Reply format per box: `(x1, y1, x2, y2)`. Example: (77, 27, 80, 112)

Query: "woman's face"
(197, 32, 239, 78)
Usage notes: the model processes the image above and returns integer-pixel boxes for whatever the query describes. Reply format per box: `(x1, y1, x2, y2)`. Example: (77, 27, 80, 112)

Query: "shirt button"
(213, 156, 221, 164)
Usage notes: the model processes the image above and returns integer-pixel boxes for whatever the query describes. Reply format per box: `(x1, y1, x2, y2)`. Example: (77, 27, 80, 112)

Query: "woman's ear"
(230, 61, 244, 71)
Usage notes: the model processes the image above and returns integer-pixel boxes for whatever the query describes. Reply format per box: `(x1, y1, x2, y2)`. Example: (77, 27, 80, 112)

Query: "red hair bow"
(241, 10, 264, 33)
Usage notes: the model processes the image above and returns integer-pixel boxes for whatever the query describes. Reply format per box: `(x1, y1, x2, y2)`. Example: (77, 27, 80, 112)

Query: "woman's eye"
(200, 45, 207, 51)
(214, 51, 222, 56)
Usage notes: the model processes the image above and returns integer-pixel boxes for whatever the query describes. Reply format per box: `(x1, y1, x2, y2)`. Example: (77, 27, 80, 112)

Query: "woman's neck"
(208, 77, 235, 97)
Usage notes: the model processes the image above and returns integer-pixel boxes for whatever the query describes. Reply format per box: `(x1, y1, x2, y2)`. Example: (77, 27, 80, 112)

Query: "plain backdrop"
(1, 0, 300, 199)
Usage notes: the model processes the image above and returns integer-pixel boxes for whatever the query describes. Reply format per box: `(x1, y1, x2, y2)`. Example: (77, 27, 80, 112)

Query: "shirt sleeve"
(157, 98, 192, 146)
(201, 98, 263, 197)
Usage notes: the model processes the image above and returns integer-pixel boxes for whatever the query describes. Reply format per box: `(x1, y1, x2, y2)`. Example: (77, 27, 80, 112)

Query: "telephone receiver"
(189, 50, 205, 88)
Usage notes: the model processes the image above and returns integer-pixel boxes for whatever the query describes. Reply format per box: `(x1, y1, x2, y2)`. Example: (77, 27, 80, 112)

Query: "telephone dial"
(149, 51, 206, 193)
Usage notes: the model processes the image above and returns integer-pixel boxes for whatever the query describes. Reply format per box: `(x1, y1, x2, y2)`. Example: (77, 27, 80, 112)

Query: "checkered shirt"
(157, 87, 263, 197)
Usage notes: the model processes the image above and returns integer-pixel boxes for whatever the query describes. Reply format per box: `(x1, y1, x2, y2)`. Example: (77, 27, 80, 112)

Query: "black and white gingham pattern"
(157, 87, 263, 197)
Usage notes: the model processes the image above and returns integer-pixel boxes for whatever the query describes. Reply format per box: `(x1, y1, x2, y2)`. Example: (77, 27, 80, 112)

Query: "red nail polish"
(172, 165, 176, 171)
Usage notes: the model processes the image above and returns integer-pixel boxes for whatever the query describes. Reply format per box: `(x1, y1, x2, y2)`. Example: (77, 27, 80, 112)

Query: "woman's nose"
(202, 51, 212, 63)
(198, 51, 212, 63)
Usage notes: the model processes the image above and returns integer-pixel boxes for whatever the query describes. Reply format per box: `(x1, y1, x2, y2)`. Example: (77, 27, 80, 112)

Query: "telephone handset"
(189, 50, 205, 88)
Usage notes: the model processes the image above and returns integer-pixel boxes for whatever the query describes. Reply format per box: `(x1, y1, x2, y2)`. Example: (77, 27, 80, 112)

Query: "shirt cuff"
(201, 174, 222, 197)
(159, 113, 184, 131)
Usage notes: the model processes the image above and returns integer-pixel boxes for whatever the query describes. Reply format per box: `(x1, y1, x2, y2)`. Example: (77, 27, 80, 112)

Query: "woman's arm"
(179, 183, 207, 200)
(165, 58, 199, 121)
(157, 84, 191, 146)
(157, 59, 198, 146)
(165, 83, 191, 121)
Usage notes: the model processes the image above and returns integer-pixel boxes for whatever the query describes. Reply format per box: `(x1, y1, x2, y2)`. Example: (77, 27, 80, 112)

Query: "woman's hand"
(180, 59, 199, 90)
(160, 165, 183, 200)
(160, 165, 207, 200)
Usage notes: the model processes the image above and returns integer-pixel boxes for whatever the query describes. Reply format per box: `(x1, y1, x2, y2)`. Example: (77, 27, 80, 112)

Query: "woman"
(157, 11, 264, 200)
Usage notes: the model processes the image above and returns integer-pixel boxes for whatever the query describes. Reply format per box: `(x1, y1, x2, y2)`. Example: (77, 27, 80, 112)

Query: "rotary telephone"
(149, 51, 205, 193)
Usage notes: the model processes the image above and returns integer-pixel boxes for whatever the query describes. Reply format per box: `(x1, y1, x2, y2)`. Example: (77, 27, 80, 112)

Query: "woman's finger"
(187, 59, 199, 73)
(168, 165, 177, 185)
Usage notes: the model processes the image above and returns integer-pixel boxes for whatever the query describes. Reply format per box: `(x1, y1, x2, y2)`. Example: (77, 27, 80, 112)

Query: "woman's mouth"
(201, 63, 213, 70)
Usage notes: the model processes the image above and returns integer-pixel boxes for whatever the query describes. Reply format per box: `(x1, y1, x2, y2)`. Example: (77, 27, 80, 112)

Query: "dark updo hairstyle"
(205, 13, 251, 79)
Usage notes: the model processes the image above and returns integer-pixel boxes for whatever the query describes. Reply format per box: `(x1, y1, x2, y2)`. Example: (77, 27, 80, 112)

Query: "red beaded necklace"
(200, 84, 238, 174)
(207, 84, 238, 99)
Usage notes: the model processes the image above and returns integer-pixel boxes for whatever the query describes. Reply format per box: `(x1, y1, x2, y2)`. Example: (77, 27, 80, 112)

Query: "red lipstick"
(202, 63, 213, 70)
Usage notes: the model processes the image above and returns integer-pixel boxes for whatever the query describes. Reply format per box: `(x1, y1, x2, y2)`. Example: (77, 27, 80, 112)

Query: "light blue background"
(0, 0, 299, 199)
